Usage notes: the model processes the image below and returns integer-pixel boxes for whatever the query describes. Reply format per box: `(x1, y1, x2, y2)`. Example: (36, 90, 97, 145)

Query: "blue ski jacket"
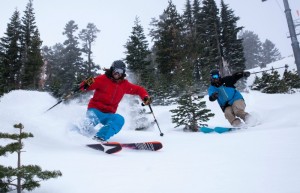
(208, 72, 245, 111)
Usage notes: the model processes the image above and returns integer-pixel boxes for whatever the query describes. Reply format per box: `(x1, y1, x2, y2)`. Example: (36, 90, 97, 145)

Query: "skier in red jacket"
(81, 60, 152, 141)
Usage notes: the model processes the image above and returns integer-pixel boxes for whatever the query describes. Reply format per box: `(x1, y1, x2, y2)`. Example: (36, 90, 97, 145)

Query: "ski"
(87, 141, 163, 154)
(121, 141, 163, 151)
(199, 126, 241, 134)
(87, 142, 122, 154)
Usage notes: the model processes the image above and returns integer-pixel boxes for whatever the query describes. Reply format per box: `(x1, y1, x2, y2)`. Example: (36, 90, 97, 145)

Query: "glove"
(83, 77, 95, 89)
(209, 92, 218, 101)
(143, 96, 152, 105)
(243, 71, 250, 78)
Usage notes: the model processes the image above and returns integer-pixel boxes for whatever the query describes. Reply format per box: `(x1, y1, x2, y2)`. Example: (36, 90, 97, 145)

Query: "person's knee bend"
(112, 114, 125, 133)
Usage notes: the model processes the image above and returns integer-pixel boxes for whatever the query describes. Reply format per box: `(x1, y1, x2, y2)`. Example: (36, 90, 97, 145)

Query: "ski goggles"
(113, 68, 124, 75)
(212, 74, 219, 79)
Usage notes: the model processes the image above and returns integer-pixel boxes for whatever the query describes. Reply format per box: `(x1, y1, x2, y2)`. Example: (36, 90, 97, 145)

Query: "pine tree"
(251, 74, 266, 91)
(220, 0, 245, 74)
(182, 0, 193, 42)
(220, 0, 247, 91)
(79, 23, 100, 77)
(63, 20, 84, 78)
(239, 30, 262, 69)
(170, 93, 214, 132)
(48, 20, 84, 98)
(0, 123, 62, 193)
(182, 0, 194, 57)
(42, 44, 65, 97)
(0, 9, 22, 96)
(124, 16, 152, 87)
(262, 70, 288, 93)
(19, 0, 43, 90)
(261, 39, 281, 67)
(283, 69, 300, 91)
(251, 71, 288, 93)
(197, 0, 222, 85)
(0, 44, 4, 96)
(180, 0, 199, 91)
(191, 0, 208, 91)
(149, 0, 185, 101)
(153, 0, 183, 75)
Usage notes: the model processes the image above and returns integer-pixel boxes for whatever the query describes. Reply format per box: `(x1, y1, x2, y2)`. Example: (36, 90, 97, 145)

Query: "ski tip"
(152, 142, 163, 151)
(145, 142, 163, 151)
(145, 141, 163, 151)
(143, 141, 163, 151)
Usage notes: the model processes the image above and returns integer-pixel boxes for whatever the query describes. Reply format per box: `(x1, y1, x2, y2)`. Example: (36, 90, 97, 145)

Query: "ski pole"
(142, 103, 164, 136)
(250, 64, 289, 74)
(45, 85, 83, 112)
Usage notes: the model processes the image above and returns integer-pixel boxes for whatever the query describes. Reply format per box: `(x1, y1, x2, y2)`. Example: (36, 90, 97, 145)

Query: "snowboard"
(199, 126, 241, 134)
(87, 141, 163, 154)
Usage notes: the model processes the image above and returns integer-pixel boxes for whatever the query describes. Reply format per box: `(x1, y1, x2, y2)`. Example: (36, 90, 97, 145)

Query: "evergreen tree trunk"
(17, 124, 23, 193)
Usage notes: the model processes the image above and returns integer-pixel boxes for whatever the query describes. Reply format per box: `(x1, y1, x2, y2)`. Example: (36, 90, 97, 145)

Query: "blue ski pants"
(86, 108, 125, 140)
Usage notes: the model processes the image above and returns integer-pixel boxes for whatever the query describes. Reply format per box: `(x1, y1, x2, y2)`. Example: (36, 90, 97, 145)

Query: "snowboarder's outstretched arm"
(232, 71, 250, 80)
(222, 71, 250, 86)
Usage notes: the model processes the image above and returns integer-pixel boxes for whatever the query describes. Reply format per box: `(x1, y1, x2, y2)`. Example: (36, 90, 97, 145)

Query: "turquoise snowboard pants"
(87, 108, 125, 141)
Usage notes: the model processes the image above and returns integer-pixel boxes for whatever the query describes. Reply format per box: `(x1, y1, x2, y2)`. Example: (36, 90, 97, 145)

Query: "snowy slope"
(1, 56, 300, 193)
(247, 55, 297, 83)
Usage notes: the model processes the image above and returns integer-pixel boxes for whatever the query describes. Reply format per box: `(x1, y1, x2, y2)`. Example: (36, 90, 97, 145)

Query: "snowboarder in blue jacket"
(208, 69, 251, 127)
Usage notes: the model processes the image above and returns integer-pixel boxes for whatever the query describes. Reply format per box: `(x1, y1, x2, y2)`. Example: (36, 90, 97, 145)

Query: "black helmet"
(111, 60, 126, 74)
(210, 69, 221, 79)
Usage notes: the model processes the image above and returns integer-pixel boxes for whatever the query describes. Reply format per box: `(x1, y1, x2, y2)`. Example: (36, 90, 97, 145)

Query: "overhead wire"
(275, 0, 284, 16)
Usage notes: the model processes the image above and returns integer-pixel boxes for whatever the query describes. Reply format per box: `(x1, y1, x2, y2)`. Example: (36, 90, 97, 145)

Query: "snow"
(1, 57, 300, 193)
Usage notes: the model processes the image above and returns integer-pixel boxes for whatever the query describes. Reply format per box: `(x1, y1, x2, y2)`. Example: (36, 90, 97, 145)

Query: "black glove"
(209, 92, 218, 101)
(243, 71, 250, 78)
(83, 77, 95, 89)
(143, 96, 152, 105)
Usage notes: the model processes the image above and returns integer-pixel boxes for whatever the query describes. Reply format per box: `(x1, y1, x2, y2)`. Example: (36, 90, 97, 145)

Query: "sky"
(1, 0, 300, 68)
(0, 56, 300, 193)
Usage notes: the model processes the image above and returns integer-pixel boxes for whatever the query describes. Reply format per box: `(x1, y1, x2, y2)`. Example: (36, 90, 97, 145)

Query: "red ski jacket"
(81, 74, 149, 113)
